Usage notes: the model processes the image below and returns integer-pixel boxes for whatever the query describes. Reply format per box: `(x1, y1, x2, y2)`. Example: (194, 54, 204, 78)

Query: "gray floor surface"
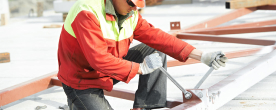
(1, 2, 276, 110)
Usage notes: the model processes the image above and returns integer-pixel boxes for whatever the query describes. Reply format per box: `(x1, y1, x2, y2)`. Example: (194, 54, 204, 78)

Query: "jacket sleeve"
(134, 13, 195, 62)
(71, 10, 138, 83)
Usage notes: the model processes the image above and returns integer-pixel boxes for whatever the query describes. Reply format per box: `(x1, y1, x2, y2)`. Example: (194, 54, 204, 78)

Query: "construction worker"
(57, 0, 228, 110)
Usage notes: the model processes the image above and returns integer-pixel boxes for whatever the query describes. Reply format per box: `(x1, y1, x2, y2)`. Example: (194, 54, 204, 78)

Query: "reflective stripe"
(64, 0, 138, 41)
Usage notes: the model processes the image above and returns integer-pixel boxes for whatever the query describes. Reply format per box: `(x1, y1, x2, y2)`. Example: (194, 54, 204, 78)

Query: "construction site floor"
(1, 2, 276, 110)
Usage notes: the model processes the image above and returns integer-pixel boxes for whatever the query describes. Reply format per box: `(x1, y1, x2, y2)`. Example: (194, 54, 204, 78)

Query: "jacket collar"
(105, 0, 133, 22)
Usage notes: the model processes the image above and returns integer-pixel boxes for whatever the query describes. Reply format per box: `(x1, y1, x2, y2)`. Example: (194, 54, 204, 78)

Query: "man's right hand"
(201, 51, 228, 70)
(139, 53, 163, 75)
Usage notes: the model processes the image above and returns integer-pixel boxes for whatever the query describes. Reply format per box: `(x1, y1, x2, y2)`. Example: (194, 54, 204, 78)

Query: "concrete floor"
(1, 2, 276, 110)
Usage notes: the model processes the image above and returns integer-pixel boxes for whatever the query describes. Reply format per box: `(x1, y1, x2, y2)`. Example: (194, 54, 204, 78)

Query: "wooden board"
(43, 24, 62, 28)
(0, 52, 10, 63)
(1, 14, 8, 26)
(37, 2, 43, 17)
(226, 0, 276, 9)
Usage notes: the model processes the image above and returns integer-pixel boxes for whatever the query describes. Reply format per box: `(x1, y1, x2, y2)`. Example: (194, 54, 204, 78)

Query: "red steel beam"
(104, 88, 184, 108)
(104, 88, 135, 101)
(257, 4, 276, 10)
(51, 78, 183, 108)
(105, 88, 192, 108)
(169, 103, 199, 110)
(52, 77, 137, 101)
(169, 92, 202, 110)
(51, 77, 62, 87)
(0, 71, 57, 106)
(186, 19, 276, 32)
(167, 46, 276, 67)
(0, 74, 184, 108)
(177, 33, 276, 45)
(184, 7, 257, 31)
(185, 26, 276, 35)
(167, 59, 200, 67)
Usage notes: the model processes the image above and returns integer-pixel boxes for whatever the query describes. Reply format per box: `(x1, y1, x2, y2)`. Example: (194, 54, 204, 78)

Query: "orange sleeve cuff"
(179, 44, 196, 62)
(124, 62, 139, 83)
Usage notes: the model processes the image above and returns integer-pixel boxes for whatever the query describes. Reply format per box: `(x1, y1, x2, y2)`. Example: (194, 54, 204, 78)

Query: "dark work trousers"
(62, 43, 167, 110)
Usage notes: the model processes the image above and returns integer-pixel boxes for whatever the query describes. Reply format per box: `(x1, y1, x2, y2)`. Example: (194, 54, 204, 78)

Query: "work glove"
(201, 51, 228, 70)
(140, 53, 163, 75)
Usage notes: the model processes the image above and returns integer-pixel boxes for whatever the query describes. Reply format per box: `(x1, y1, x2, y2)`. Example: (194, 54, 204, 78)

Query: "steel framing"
(166, 4, 276, 110)
(0, 71, 57, 106)
(183, 7, 256, 31)
(185, 19, 276, 31)
(177, 33, 276, 45)
(185, 26, 276, 35)
(0, 3, 276, 110)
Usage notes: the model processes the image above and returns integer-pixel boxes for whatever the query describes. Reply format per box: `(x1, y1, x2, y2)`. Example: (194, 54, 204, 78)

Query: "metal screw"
(196, 92, 203, 98)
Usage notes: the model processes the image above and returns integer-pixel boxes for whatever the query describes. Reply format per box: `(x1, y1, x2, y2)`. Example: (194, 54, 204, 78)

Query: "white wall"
(0, 0, 10, 20)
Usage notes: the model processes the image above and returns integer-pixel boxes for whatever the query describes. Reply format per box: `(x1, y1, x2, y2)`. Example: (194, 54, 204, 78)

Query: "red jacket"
(57, 11, 195, 91)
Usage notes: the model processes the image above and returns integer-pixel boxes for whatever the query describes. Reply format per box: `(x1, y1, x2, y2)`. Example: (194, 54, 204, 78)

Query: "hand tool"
(194, 67, 214, 89)
(194, 55, 221, 89)
(159, 67, 192, 99)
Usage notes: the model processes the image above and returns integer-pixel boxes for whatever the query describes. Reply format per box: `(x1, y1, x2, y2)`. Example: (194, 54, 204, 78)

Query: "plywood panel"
(0, 52, 10, 63)
(226, 0, 276, 9)
(1, 13, 8, 25)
